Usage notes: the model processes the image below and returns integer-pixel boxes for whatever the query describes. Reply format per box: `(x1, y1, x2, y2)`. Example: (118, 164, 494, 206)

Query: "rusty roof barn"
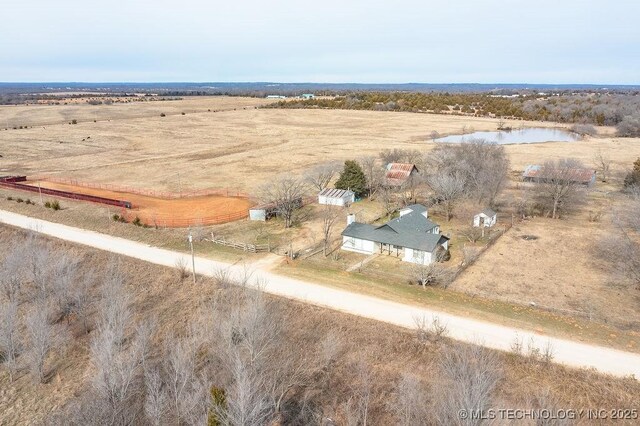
(385, 163, 419, 186)
(522, 164, 596, 186)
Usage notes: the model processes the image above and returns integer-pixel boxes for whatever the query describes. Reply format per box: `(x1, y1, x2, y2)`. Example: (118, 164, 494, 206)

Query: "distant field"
(2, 96, 638, 196)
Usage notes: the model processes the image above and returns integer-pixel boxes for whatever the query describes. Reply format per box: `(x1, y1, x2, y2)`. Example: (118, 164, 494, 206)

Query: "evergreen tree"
(624, 158, 640, 188)
(335, 160, 367, 198)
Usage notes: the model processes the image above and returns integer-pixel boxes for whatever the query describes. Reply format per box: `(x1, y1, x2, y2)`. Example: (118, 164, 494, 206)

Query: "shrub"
(25, 199, 34, 205)
(132, 216, 143, 226)
(51, 200, 61, 210)
(181, 112, 186, 115)
(7, 196, 13, 201)
(44, 201, 51, 208)
(71, 119, 78, 125)
(112, 214, 127, 223)
(16, 198, 23, 203)
(160, 112, 166, 117)
(624, 158, 640, 189)
(616, 114, 640, 137)
(570, 123, 597, 136)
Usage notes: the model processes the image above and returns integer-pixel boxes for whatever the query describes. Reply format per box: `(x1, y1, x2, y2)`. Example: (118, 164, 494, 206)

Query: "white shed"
(473, 208, 497, 228)
(318, 188, 355, 206)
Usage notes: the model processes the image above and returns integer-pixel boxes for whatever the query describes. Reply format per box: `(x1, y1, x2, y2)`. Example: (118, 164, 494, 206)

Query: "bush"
(616, 114, 640, 137)
(160, 112, 166, 117)
(51, 200, 61, 210)
(112, 214, 126, 222)
(624, 158, 640, 189)
(71, 119, 78, 125)
(44, 201, 51, 208)
(132, 216, 143, 226)
(6, 196, 13, 201)
(181, 112, 186, 115)
(16, 198, 23, 203)
(25, 199, 34, 205)
(570, 123, 597, 136)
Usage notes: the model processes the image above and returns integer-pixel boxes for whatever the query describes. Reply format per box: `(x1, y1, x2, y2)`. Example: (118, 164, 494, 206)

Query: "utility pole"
(188, 233, 196, 285)
(37, 182, 43, 204)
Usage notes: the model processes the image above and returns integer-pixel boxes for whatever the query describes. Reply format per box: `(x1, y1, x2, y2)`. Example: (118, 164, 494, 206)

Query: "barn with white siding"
(318, 188, 355, 206)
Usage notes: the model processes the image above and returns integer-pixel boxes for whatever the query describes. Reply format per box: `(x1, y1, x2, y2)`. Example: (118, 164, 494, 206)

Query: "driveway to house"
(2, 209, 639, 378)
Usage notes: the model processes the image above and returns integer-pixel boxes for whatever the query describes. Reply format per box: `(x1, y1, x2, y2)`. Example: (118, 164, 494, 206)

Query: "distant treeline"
(266, 92, 640, 131)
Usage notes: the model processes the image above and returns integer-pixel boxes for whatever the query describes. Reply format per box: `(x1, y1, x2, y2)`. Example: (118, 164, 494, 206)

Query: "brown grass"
(1, 225, 639, 425)
(4, 97, 638, 195)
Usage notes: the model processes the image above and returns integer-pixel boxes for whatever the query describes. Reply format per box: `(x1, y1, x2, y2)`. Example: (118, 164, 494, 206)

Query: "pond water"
(434, 127, 580, 145)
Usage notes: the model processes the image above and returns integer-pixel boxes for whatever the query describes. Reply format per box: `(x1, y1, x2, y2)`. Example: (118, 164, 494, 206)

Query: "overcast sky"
(2, 0, 639, 83)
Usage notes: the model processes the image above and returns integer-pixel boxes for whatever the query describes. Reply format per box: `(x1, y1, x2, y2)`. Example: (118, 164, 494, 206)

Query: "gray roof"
(480, 208, 496, 217)
(342, 204, 447, 252)
(318, 188, 354, 198)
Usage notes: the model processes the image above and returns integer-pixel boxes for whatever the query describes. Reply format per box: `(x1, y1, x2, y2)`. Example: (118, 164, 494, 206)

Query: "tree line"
(267, 91, 640, 137)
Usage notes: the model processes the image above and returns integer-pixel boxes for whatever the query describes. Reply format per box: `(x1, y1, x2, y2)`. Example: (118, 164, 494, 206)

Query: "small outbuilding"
(385, 163, 419, 187)
(473, 208, 497, 228)
(318, 188, 355, 206)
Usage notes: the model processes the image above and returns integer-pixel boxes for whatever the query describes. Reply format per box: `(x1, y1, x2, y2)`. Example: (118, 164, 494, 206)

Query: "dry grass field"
(3, 96, 638, 195)
(3, 96, 640, 345)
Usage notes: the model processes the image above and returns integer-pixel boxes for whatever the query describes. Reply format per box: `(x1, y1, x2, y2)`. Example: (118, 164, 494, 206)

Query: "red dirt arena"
(23, 178, 252, 227)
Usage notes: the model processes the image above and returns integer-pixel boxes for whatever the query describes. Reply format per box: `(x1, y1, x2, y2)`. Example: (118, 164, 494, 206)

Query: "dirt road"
(1, 209, 639, 378)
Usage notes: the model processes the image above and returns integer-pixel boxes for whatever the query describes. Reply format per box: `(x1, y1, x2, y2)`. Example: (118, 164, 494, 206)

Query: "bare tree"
(320, 204, 344, 256)
(427, 173, 465, 221)
(0, 250, 23, 303)
(389, 372, 429, 426)
(593, 150, 611, 182)
(51, 254, 77, 321)
(358, 156, 383, 198)
(144, 367, 168, 426)
(305, 161, 340, 192)
(424, 140, 509, 207)
(378, 185, 400, 218)
(25, 305, 55, 383)
(0, 301, 20, 381)
(28, 243, 50, 300)
(164, 336, 198, 422)
(259, 175, 308, 228)
(410, 261, 451, 289)
(460, 226, 483, 243)
(71, 272, 94, 334)
(601, 194, 640, 289)
(99, 264, 131, 348)
(344, 357, 373, 426)
(533, 158, 586, 219)
(433, 344, 502, 425)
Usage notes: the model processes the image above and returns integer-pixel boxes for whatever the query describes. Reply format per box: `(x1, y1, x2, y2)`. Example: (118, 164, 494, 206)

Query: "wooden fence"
(205, 234, 271, 253)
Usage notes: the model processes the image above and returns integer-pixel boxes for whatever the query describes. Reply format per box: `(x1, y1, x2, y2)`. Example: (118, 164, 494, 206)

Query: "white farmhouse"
(341, 204, 449, 265)
(473, 208, 497, 228)
(318, 188, 355, 206)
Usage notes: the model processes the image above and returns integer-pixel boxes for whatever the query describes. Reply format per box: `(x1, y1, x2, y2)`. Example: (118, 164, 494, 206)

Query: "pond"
(434, 127, 580, 145)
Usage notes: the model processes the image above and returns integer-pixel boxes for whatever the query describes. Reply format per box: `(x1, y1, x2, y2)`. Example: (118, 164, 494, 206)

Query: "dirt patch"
(25, 179, 252, 227)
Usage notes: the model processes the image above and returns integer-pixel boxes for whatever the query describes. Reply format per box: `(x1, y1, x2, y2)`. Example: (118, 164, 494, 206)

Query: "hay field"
(3, 97, 639, 196)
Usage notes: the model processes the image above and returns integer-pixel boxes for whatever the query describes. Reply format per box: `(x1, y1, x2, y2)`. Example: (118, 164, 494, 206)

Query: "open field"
(3, 97, 640, 347)
(2, 225, 640, 425)
(3, 97, 639, 195)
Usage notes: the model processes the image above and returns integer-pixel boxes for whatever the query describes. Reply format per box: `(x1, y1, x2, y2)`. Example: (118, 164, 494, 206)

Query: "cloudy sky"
(2, 0, 639, 83)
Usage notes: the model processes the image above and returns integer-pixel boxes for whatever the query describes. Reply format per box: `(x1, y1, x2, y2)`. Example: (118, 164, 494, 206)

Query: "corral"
(6, 177, 252, 227)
